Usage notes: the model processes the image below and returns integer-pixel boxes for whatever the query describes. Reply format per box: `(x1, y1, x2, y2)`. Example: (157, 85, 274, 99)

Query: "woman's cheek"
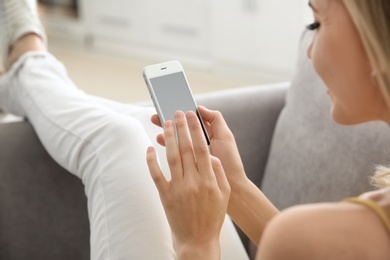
(311, 34, 337, 92)
(310, 44, 328, 87)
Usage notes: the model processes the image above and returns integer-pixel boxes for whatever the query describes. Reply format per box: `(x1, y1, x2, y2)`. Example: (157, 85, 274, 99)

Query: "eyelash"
(306, 22, 320, 30)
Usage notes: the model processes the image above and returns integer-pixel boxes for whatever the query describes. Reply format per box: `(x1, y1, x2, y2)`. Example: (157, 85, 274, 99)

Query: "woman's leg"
(0, 52, 248, 259)
(0, 1, 249, 259)
(1, 48, 176, 260)
(0, 1, 176, 255)
(0, 0, 46, 69)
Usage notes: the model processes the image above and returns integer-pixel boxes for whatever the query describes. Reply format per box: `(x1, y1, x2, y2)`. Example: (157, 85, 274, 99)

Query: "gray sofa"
(1, 31, 390, 259)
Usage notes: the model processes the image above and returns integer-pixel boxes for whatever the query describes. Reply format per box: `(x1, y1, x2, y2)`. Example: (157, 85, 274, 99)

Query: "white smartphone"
(143, 60, 210, 145)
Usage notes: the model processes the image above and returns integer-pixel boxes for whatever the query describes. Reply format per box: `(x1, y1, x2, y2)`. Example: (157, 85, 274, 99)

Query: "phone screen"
(150, 71, 197, 122)
(150, 71, 210, 144)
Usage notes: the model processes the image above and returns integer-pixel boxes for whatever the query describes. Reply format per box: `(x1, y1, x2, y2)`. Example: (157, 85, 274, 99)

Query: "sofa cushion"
(0, 122, 90, 260)
(261, 30, 390, 210)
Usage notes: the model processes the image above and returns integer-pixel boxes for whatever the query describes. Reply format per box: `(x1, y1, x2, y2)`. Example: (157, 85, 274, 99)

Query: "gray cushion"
(0, 122, 90, 260)
(261, 30, 390, 210)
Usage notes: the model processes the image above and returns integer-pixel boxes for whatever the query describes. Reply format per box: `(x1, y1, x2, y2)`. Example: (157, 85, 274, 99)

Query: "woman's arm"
(256, 201, 390, 259)
(228, 178, 279, 244)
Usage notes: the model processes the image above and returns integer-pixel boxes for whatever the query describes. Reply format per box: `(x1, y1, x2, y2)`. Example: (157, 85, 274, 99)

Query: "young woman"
(0, 0, 248, 259)
(146, 0, 390, 259)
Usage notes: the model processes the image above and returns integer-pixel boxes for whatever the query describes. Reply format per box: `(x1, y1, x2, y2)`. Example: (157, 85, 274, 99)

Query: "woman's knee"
(97, 114, 150, 149)
(76, 114, 150, 176)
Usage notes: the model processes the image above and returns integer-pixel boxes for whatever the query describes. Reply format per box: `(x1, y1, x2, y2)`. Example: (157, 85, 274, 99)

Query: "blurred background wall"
(37, 0, 313, 103)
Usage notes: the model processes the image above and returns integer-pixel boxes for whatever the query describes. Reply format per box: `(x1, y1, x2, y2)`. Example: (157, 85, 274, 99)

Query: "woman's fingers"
(156, 133, 166, 147)
(211, 156, 231, 196)
(147, 111, 230, 250)
(198, 106, 232, 140)
(164, 120, 183, 181)
(186, 111, 213, 176)
(146, 146, 168, 195)
(155, 109, 226, 182)
(174, 111, 197, 176)
(153, 106, 230, 141)
(151, 114, 162, 127)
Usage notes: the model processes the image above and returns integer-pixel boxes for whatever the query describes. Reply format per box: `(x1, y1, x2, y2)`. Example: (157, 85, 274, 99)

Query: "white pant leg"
(0, 51, 248, 260)
(0, 52, 175, 260)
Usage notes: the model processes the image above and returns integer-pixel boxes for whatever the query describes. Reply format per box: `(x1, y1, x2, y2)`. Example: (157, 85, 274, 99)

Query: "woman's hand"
(146, 110, 231, 259)
(151, 106, 248, 191)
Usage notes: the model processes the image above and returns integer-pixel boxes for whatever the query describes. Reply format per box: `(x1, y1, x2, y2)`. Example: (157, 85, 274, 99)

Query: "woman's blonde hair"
(342, 0, 390, 188)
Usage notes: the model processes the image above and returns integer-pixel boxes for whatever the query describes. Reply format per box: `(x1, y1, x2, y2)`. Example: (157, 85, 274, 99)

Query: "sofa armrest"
(0, 122, 90, 259)
(195, 82, 289, 186)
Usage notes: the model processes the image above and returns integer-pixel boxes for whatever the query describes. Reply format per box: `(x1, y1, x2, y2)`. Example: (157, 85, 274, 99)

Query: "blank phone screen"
(150, 72, 197, 122)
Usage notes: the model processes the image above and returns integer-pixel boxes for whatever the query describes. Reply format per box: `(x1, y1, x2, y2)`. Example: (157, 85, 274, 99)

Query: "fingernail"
(175, 111, 184, 119)
(186, 111, 197, 120)
(147, 146, 154, 153)
(164, 120, 173, 128)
